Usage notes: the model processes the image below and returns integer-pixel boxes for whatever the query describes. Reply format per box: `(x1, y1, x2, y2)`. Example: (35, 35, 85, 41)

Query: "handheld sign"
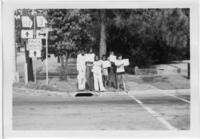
(123, 59, 130, 66)
(102, 61, 111, 68)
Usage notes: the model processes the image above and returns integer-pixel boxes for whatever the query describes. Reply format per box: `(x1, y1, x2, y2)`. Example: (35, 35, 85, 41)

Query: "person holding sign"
(92, 55, 105, 92)
(102, 55, 111, 88)
(115, 54, 127, 91)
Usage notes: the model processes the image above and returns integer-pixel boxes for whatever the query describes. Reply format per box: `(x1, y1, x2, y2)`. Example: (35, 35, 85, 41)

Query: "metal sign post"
(46, 29, 49, 85)
(33, 10, 37, 83)
(34, 57, 37, 83)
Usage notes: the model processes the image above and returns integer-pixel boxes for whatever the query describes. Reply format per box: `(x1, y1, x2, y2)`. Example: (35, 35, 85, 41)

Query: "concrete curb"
(13, 87, 190, 98)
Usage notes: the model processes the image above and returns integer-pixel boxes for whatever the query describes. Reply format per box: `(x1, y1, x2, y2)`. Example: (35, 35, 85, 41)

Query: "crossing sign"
(21, 30, 33, 39)
(27, 39, 42, 50)
(36, 30, 47, 39)
(21, 16, 33, 28)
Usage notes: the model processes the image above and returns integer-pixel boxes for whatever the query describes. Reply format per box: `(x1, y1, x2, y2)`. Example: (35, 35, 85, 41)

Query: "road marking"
(127, 93, 178, 130)
(162, 93, 190, 104)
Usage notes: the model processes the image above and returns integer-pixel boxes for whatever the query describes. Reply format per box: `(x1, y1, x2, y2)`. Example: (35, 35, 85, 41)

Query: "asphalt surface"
(13, 90, 190, 130)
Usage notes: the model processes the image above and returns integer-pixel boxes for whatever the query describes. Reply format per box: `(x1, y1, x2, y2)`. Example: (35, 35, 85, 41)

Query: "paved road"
(13, 90, 190, 130)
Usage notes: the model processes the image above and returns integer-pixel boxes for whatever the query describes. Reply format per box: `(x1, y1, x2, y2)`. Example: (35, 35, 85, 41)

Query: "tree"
(47, 9, 95, 80)
(99, 10, 107, 57)
(106, 9, 189, 68)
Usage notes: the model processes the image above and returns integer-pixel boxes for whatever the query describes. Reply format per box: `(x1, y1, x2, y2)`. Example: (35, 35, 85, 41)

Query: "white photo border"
(2, 0, 200, 137)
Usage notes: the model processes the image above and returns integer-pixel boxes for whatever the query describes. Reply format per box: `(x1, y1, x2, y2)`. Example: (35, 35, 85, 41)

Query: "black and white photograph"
(1, 0, 200, 138)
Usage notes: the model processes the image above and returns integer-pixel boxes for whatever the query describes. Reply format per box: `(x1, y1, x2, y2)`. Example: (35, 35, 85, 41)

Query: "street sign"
(29, 50, 41, 58)
(36, 16, 47, 27)
(21, 16, 33, 28)
(27, 39, 42, 50)
(36, 30, 47, 39)
(21, 30, 33, 39)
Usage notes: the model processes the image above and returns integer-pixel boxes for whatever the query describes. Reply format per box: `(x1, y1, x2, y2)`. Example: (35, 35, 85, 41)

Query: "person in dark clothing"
(85, 48, 95, 91)
(108, 51, 117, 89)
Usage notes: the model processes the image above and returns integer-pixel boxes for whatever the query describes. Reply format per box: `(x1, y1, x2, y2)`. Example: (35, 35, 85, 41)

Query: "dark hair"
(117, 54, 123, 59)
(102, 55, 106, 59)
(95, 55, 99, 61)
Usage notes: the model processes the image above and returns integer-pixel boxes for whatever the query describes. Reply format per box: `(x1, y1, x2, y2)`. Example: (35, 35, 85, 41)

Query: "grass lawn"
(15, 53, 190, 92)
(126, 74, 190, 90)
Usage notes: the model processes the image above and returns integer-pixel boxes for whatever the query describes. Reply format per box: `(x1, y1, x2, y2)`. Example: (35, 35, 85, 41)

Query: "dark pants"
(108, 63, 117, 88)
(103, 75, 109, 87)
(86, 65, 94, 91)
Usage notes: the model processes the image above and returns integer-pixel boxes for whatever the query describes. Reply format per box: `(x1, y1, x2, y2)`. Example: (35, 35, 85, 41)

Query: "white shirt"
(92, 60, 103, 74)
(115, 60, 125, 73)
(77, 54, 86, 71)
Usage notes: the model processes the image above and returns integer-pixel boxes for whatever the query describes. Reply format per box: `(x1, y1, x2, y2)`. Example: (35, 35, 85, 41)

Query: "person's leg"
(119, 74, 123, 89)
(80, 70, 86, 90)
(105, 76, 109, 87)
(82, 70, 86, 90)
(116, 74, 120, 90)
(93, 73, 99, 91)
(77, 70, 81, 90)
(89, 66, 94, 91)
(114, 66, 118, 89)
(98, 73, 105, 91)
(87, 66, 92, 90)
(122, 74, 126, 91)
(86, 66, 90, 90)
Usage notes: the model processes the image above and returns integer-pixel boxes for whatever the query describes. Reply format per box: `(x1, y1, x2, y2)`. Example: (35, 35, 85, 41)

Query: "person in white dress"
(92, 55, 105, 92)
(76, 50, 86, 90)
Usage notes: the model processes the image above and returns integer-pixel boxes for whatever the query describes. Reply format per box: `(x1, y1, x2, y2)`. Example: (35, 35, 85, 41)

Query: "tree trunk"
(57, 56, 60, 63)
(59, 55, 65, 80)
(24, 40, 34, 82)
(60, 55, 64, 67)
(99, 10, 107, 57)
(64, 52, 69, 80)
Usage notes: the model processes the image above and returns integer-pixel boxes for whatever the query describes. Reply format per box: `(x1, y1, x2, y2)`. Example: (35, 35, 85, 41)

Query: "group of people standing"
(76, 48, 128, 92)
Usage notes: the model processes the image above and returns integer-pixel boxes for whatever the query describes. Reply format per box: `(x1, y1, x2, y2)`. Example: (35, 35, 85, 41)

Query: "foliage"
(15, 8, 190, 75)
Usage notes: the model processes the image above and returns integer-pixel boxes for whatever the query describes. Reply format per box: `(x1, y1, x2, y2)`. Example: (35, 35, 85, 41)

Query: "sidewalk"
(13, 86, 190, 98)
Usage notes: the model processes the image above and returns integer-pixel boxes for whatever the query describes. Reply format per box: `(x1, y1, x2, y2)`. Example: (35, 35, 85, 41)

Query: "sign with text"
(21, 30, 33, 39)
(21, 16, 33, 28)
(27, 39, 42, 50)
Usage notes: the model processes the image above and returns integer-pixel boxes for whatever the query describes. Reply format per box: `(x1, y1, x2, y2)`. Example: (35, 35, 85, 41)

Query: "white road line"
(162, 93, 190, 104)
(127, 93, 178, 130)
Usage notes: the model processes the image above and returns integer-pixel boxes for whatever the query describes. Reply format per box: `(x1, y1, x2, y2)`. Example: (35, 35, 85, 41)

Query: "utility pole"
(33, 9, 37, 83)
